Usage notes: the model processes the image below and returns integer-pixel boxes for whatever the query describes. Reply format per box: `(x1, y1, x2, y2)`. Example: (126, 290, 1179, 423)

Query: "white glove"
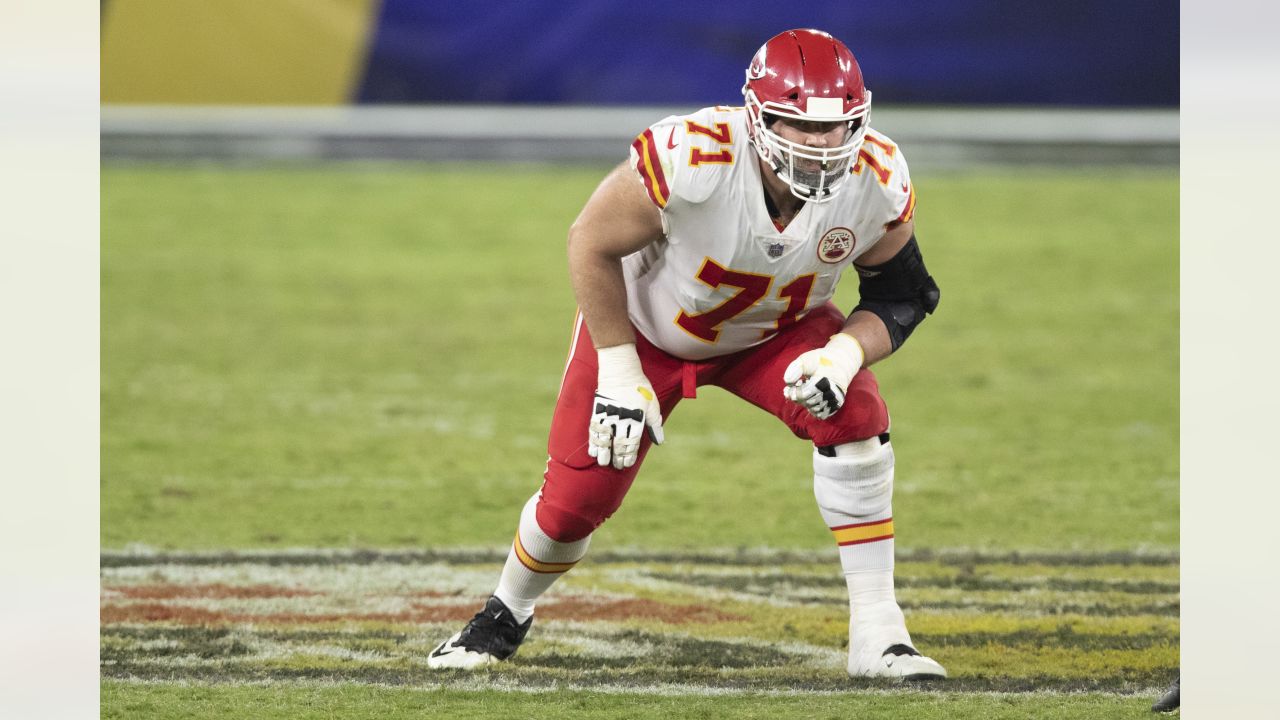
(782, 333, 865, 420)
(588, 344, 664, 470)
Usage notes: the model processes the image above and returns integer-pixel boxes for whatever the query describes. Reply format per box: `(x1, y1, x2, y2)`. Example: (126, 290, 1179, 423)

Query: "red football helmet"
(742, 29, 872, 202)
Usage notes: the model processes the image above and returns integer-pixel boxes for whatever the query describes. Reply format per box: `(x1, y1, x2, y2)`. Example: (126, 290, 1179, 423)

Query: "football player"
(428, 28, 946, 680)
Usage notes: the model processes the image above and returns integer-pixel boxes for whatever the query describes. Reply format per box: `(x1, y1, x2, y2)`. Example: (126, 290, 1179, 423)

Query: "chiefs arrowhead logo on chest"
(817, 227, 856, 264)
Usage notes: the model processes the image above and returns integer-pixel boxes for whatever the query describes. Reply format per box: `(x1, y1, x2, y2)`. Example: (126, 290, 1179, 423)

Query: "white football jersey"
(624, 106, 917, 361)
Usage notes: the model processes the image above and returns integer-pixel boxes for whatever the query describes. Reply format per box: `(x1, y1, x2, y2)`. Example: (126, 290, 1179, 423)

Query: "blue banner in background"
(357, 2, 1178, 107)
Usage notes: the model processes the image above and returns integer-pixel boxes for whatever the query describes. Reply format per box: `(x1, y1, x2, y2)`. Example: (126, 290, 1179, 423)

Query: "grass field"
(101, 162, 1178, 718)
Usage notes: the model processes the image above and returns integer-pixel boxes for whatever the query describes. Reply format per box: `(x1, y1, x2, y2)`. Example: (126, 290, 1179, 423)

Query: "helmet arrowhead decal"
(747, 49, 768, 80)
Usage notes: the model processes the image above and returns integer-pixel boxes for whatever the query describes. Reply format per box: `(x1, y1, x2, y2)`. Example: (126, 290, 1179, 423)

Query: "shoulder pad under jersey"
(849, 128, 918, 227)
(629, 106, 747, 208)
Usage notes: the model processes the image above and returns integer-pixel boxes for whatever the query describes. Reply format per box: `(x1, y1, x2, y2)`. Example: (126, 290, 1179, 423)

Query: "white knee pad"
(813, 438, 895, 517)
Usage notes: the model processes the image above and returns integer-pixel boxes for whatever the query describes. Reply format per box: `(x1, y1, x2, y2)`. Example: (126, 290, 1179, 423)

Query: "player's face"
(766, 117, 856, 188)
(771, 118, 851, 165)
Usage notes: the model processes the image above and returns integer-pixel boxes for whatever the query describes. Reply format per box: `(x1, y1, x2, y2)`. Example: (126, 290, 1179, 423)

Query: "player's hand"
(782, 333, 865, 420)
(588, 344, 664, 470)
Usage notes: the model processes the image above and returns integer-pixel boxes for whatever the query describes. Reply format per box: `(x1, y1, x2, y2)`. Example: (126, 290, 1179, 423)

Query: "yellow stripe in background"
(102, 0, 382, 104)
(831, 519, 894, 545)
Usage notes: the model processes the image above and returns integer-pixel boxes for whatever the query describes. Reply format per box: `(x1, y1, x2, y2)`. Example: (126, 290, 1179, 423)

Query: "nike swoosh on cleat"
(429, 644, 455, 659)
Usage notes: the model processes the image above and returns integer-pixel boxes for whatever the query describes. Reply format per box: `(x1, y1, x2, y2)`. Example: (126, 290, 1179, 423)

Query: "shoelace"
(457, 607, 515, 650)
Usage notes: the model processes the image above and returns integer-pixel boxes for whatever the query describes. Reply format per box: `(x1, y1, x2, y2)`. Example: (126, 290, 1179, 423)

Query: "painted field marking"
(101, 548, 1178, 695)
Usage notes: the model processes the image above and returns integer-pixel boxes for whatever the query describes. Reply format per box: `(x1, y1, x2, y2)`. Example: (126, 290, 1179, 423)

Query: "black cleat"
(427, 596, 533, 669)
(1151, 675, 1179, 712)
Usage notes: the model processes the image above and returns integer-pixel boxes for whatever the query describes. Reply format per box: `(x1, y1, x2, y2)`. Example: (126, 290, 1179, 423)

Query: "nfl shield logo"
(767, 242, 785, 258)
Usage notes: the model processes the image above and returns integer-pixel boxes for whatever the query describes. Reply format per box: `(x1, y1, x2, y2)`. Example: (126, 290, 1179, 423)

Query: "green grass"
(101, 162, 1178, 718)
(99, 549, 1177, 690)
(102, 682, 1161, 720)
(101, 164, 1177, 552)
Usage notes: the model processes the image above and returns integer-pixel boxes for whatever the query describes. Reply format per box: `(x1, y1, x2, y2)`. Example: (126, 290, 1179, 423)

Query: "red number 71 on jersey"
(675, 257, 816, 342)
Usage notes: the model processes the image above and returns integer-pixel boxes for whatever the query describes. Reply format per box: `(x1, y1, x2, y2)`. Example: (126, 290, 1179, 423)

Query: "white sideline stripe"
(100, 104, 1178, 145)
(104, 676, 1155, 698)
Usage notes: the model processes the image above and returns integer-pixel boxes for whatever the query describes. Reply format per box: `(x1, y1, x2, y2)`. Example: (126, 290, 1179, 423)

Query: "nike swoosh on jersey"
(667, 128, 678, 149)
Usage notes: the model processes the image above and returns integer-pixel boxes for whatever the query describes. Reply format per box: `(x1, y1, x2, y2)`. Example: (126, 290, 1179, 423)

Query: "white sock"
(492, 492, 591, 623)
(814, 440, 899, 618)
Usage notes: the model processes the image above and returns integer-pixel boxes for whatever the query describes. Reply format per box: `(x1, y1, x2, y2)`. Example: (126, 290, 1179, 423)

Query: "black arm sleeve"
(851, 234, 940, 351)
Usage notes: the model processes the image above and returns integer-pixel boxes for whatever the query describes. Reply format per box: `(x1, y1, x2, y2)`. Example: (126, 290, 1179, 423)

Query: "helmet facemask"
(744, 89, 871, 203)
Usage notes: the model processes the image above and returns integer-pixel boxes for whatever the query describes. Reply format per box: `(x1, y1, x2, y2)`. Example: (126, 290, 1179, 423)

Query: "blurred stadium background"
(101, 1, 1177, 166)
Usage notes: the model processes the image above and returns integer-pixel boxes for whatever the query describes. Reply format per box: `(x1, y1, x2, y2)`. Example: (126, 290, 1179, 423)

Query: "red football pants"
(538, 302, 890, 542)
